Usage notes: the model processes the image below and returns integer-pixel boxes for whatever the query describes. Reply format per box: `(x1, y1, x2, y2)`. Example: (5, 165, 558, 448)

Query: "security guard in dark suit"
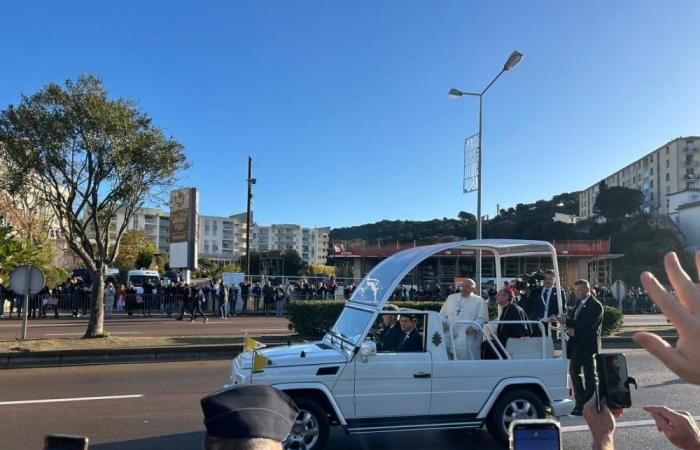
(378, 304, 403, 352)
(397, 314, 424, 352)
(557, 279, 603, 416)
(523, 269, 566, 336)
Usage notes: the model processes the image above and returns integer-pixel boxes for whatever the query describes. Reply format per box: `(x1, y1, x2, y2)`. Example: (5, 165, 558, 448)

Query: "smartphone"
(509, 419, 561, 450)
(594, 353, 638, 411)
(44, 434, 89, 450)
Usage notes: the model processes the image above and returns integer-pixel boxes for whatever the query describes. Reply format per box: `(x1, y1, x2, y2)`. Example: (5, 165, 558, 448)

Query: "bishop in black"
(483, 287, 531, 359)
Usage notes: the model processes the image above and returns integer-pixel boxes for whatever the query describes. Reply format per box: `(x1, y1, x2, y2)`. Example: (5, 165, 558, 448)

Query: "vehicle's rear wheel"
(486, 389, 546, 445)
(284, 397, 330, 450)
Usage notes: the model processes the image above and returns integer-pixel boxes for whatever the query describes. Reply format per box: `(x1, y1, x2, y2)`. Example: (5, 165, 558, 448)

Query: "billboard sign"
(169, 187, 199, 269)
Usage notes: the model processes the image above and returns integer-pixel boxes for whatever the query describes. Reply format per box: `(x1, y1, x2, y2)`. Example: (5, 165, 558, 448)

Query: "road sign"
(9, 264, 45, 295)
(611, 279, 626, 311)
(9, 265, 46, 340)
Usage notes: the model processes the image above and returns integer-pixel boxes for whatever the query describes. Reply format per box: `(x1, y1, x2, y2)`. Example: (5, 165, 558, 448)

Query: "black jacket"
(497, 302, 532, 343)
(378, 322, 403, 352)
(566, 295, 603, 359)
(522, 287, 566, 336)
(397, 329, 423, 352)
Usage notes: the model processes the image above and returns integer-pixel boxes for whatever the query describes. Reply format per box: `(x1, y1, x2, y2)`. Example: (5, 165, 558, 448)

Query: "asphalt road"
(0, 316, 290, 339)
(2, 347, 697, 450)
(622, 314, 670, 327)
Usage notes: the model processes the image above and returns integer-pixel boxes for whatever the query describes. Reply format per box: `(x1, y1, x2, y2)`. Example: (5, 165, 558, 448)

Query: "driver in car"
(397, 314, 424, 352)
(378, 304, 403, 352)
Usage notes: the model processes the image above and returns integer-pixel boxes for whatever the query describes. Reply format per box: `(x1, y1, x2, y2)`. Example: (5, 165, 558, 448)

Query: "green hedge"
(602, 305, 624, 336)
(287, 299, 497, 338)
(288, 300, 624, 338)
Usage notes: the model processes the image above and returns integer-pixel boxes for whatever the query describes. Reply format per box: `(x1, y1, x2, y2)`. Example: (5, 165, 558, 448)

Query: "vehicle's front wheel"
(485, 389, 546, 445)
(284, 397, 330, 450)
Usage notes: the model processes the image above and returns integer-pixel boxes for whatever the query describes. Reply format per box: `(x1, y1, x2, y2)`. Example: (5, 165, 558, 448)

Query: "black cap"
(201, 385, 299, 441)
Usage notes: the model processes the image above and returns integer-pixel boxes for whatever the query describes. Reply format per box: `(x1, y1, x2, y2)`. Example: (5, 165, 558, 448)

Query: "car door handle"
(413, 373, 431, 378)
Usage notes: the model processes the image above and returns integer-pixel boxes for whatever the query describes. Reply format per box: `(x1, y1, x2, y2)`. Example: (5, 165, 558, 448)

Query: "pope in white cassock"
(440, 278, 489, 360)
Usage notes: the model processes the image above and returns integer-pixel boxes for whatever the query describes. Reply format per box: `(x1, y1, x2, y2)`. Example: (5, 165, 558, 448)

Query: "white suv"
(227, 239, 574, 449)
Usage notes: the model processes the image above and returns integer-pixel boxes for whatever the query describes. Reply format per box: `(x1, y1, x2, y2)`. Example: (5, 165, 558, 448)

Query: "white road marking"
(562, 416, 700, 433)
(0, 394, 144, 406)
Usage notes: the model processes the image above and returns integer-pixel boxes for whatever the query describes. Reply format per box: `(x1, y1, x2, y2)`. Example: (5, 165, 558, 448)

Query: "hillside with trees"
(330, 190, 690, 285)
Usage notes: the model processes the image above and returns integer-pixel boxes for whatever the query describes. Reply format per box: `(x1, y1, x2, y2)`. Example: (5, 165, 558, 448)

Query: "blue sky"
(2, 1, 699, 228)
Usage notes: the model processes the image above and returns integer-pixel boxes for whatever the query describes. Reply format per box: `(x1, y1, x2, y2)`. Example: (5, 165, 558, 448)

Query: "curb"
(0, 335, 677, 370)
(0, 336, 297, 370)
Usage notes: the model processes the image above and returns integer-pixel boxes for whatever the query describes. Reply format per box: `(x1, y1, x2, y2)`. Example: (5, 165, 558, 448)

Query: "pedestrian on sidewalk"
(116, 284, 126, 312)
(275, 284, 285, 317)
(176, 281, 188, 320)
(191, 284, 208, 323)
(126, 283, 136, 317)
(104, 282, 116, 319)
(218, 280, 229, 319)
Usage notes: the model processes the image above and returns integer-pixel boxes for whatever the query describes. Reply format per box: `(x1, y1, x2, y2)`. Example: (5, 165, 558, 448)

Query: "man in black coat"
(557, 279, 603, 416)
(378, 304, 403, 352)
(397, 314, 423, 352)
(484, 288, 531, 359)
(522, 269, 566, 336)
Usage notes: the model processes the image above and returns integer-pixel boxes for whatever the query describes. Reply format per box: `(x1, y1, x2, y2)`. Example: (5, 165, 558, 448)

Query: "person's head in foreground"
(201, 385, 299, 450)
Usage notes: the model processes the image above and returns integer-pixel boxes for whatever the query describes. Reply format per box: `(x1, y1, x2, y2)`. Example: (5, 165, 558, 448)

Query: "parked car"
(226, 239, 574, 449)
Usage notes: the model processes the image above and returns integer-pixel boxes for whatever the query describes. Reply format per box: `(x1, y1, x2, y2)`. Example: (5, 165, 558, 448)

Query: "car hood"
(239, 342, 348, 369)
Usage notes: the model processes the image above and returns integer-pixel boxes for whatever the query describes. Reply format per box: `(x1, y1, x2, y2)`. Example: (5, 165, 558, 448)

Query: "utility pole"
(245, 156, 256, 277)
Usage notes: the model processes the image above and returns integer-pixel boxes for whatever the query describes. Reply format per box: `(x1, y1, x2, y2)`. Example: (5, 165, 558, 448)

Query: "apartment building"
(251, 224, 331, 265)
(198, 212, 249, 264)
(579, 136, 700, 218)
(108, 207, 171, 254)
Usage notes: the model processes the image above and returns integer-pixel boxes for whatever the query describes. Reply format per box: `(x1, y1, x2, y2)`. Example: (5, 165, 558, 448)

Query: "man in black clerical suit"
(557, 279, 603, 416)
(378, 304, 403, 352)
(484, 287, 531, 359)
(522, 269, 566, 336)
(397, 314, 423, 352)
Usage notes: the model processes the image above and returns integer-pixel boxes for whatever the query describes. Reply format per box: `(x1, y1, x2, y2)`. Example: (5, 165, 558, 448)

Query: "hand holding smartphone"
(509, 419, 562, 450)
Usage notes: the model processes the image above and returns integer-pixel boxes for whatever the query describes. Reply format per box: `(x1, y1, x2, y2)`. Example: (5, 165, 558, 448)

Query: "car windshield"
(349, 249, 422, 307)
(327, 307, 374, 348)
(130, 275, 160, 285)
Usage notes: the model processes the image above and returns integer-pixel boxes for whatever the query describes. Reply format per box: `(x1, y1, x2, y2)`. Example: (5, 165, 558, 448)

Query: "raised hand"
(633, 251, 700, 385)
(644, 406, 700, 450)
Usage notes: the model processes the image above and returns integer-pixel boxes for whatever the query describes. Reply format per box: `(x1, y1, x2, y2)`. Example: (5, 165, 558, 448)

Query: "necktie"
(574, 300, 584, 319)
(403, 334, 410, 345)
(542, 289, 550, 319)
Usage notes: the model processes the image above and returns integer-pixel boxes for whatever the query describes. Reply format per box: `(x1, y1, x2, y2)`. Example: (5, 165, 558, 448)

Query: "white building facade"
(251, 224, 330, 265)
(108, 207, 171, 254)
(198, 212, 249, 264)
(579, 136, 700, 218)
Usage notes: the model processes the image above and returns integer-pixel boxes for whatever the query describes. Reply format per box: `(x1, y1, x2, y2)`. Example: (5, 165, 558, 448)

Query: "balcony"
(685, 174, 700, 180)
(683, 145, 698, 153)
(686, 161, 698, 168)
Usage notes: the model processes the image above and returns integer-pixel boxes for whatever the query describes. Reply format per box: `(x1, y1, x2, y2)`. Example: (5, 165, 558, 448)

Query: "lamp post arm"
(481, 68, 506, 95)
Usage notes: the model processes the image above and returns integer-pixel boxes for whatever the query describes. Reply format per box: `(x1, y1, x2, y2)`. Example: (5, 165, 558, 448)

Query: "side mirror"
(360, 340, 377, 358)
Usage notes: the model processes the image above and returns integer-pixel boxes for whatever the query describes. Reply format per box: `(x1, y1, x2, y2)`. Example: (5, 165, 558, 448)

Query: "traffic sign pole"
(20, 265, 32, 340)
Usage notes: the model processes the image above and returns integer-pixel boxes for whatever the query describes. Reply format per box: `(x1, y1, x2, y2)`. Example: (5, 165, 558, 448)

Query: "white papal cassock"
(440, 293, 489, 360)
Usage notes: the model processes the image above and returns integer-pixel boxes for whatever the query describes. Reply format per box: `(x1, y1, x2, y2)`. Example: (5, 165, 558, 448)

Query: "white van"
(126, 269, 161, 295)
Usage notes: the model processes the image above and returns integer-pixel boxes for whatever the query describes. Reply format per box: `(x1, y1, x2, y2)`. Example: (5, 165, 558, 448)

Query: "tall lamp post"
(449, 50, 523, 296)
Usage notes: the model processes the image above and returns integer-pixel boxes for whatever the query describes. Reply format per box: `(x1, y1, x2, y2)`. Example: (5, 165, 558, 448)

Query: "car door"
(353, 351, 432, 418)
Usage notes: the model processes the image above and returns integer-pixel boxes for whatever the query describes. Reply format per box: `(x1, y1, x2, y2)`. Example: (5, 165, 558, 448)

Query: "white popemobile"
(226, 239, 575, 450)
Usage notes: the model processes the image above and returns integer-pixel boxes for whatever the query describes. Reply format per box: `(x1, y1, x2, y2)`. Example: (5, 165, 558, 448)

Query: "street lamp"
(449, 50, 523, 296)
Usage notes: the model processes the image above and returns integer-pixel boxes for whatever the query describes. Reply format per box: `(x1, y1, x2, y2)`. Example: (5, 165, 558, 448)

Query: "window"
(666, 199, 670, 208)
(205, 220, 210, 235)
(666, 186, 671, 194)
(650, 180, 654, 187)
(666, 146, 670, 155)
(666, 173, 670, 181)
(666, 160, 670, 168)
(213, 221, 218, 235)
